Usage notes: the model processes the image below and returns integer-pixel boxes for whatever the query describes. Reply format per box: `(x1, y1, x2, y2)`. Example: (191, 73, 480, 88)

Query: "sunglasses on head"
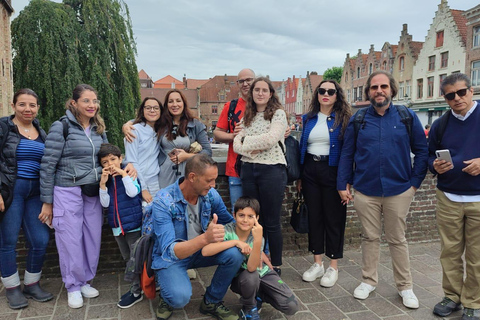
(444, 88, 469, 101)
(171, 124, 178, 139)
(318, 88, 337, 96)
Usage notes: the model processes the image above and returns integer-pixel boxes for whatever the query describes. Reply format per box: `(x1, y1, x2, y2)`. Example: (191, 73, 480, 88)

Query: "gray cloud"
(12, 0, 478, 81)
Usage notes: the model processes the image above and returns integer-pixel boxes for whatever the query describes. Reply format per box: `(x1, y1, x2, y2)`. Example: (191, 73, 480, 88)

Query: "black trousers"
(241, 162, 287, 266)
(301, 154, 346, 259)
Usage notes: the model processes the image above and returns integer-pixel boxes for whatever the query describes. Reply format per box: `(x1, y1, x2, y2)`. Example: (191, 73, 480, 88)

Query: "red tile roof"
(186, 79, 210, 89)
(138, 69, 151, 80)
(310, 75, 323, 89)
(451, 9, 467, 46)
(391, 45, 398, 56)
(154, 75, 184, 89)
(410, 41, 424, 57)
(198, 75, 240, 102)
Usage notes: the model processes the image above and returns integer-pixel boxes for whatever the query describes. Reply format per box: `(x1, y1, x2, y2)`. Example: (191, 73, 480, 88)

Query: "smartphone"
(436, 149, 453, 167)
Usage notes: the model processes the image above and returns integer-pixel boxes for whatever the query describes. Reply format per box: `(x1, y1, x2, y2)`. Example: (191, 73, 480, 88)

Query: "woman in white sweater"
(233, 77, 288, 275)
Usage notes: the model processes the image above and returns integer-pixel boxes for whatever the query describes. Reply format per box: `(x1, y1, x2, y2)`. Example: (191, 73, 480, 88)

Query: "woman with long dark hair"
(0, 89, 53, 309)
(233, 77, 289, 275)
(298, 80, 351, 287)
(157, 89, 211, 188)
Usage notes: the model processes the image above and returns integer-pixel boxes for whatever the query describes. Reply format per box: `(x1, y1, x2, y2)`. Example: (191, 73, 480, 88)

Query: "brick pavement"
(0, 242, 463, 320)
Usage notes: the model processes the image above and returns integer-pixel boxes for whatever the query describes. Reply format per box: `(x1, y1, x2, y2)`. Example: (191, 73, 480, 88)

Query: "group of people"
(0, 68, 478, 320)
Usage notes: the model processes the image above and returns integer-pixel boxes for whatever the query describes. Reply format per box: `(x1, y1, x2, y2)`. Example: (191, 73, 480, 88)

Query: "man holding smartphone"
(429, 73, 480, 320)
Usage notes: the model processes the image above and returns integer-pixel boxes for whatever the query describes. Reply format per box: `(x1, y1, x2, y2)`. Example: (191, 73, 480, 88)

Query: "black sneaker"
(463, 308, 480, 320)
(199, 298, 237, 320)
(239, 307, 260, 320)
(433, 297, 462, 317)
(273, 267, 281, 277)
(117, 290, 143, 309)
(156, 297, 173, 320)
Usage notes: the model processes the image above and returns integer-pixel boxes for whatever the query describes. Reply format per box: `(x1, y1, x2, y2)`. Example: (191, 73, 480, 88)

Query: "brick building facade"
(465, 4, 480, 92)
(0, 0, 13, 117)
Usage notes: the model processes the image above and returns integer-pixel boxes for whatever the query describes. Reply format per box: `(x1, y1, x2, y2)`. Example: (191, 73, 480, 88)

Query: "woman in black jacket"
(0, 89, 53, 309)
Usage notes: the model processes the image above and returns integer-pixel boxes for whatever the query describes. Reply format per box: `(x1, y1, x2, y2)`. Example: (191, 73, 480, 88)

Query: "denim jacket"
(151, 178, 234, 270)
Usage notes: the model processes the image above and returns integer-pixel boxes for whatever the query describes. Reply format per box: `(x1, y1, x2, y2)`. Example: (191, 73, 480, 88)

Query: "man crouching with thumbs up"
(152, 154, 243, 320)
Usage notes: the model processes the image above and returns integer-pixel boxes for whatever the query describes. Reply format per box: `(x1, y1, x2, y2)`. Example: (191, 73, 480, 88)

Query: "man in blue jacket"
(429, 73, 480, 320)
(337, 71, 428, 309)
(152, 154, 242, 320)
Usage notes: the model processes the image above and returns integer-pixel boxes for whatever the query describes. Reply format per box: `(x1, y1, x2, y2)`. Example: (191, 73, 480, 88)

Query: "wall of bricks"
(13, 173, 439, 278)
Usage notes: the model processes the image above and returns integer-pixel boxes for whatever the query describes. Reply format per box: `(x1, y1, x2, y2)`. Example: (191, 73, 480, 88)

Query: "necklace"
(13, 119, 34, 139)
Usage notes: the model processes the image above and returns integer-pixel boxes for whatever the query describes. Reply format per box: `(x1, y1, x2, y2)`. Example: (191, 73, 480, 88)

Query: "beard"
(370, 94, 391, 108)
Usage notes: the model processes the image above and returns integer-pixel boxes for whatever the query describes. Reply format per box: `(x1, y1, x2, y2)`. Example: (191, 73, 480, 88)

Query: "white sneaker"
(353, 282, 376, 300)
(320, 267, 338, 287)
(68, 291, 83, 308)
(187, 269, 197, 279)
(80, 284, 99, 298)
(398, 289, 419, 309)
(302, 262, 324, 282)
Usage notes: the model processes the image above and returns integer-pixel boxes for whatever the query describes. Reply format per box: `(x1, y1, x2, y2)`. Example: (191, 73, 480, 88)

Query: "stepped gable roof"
(451, 9, 467, 46)
(138, 69, 151, 80)
(198, 75, 240, 102)
(271, 81, 283, 90)
(186, 79, 209, 89)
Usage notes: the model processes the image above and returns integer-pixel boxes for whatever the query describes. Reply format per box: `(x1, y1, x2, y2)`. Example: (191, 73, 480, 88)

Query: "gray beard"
(370, 96, 391, 108)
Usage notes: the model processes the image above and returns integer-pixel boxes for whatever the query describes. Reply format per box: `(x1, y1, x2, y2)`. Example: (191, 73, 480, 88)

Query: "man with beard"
(337, 71, 428, 309)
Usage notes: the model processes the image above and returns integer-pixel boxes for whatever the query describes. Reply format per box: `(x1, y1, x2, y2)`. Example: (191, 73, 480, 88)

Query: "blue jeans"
(228, 176, 243, 213)
(241, 163, 287, 266)
(155, 247, 243, 308)
(0, 178, 50, 277)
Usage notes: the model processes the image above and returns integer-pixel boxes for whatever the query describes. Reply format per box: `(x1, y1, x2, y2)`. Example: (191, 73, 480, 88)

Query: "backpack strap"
(434, 110, 450, 149)
(394, 105, 413, 145)
(352, 107, 368, 147)
(227, 99, 239, 133)
(60, 118, 69, 140)
(0, 118, 9, 152)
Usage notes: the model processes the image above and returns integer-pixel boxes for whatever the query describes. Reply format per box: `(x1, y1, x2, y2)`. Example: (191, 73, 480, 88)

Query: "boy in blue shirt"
(98, 143, 143, 308)
(202, 196, 298, 320)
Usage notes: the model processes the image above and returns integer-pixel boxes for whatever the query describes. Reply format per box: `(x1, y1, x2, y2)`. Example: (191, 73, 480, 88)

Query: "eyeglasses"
(144, 106, 160, 112)
(237, 78, 254, 85)
(318, 88, 337, 96)
(444, 88, 469, 101)
(369, 84, 389, 91)
(80, 99, 100, 105)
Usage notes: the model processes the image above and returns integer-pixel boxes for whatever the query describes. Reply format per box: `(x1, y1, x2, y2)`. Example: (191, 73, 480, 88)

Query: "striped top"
(17, 136, 45, 179)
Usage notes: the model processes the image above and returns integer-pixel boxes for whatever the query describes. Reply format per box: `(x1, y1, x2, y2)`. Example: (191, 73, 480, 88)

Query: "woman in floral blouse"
(233, 77, 288, 275)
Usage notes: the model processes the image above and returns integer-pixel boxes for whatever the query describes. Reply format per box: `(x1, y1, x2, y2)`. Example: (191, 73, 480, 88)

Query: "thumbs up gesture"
(205, 213, 225, 243)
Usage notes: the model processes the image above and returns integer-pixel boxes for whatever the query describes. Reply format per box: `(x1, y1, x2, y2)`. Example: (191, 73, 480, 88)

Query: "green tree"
(323, 66, 343, 84)
(12, 0, 140, 147)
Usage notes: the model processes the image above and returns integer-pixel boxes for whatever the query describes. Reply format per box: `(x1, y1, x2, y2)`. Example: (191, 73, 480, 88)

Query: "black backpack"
(353, 105, 413, 146)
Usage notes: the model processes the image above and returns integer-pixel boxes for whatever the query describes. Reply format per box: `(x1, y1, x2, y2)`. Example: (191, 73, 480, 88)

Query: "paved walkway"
(0, 242, 462, 320)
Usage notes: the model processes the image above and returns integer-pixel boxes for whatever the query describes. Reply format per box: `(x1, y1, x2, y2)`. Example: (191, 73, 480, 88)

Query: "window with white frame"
(474, 26, 480, 48)
(358, 86, 363, 101)
(472, 60, 480, 86)
(399, 82, 404, 99)
(427, 76, 434, 97)
(406, 80, 411, 98)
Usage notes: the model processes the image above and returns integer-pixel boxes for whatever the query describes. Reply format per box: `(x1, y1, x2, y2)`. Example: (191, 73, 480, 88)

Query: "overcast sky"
(12, 0, 479, 81)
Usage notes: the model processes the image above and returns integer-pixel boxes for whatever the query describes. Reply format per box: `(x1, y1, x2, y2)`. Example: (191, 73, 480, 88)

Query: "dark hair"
(307, 80, 352, 138)
(66, 84, 106, 134)
(440, 73, 471, 94)
(13, 88, 39, 105)
(160, 89, 195, 140)
(364, 70, 398, 100)
(133, 96, 164, 133)
(243, 77, 284, 127)
(184, 154, 217, 177)
(98, 143, 122, 164)
(234, 196, 260, 216)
